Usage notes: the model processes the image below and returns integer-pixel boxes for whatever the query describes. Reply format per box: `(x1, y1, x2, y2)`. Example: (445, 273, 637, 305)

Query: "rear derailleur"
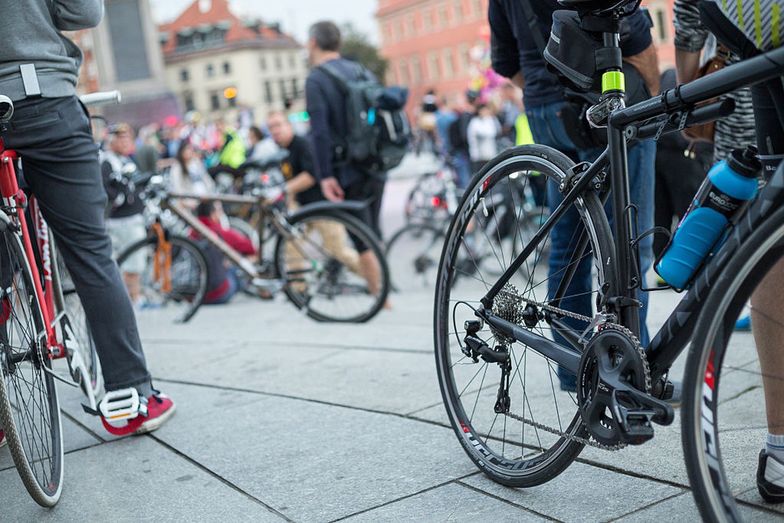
(463, 319, 512, 414)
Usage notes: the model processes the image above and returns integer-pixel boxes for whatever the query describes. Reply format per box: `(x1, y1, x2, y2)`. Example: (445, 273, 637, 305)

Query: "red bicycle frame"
(0, 146, 65, 359)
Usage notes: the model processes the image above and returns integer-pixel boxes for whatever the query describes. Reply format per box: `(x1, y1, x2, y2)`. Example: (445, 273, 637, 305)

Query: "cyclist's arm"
(672, 0, 709, 83)
(489, 0, 523, 87)
(286, 172, 316, 195)
(305, 75, 334, 183)
(51, 0, 104, 31)
(624, 43, 661, 95)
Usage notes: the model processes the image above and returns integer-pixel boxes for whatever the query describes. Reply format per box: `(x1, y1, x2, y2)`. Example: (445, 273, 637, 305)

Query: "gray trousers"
(0, 95, 151, 395)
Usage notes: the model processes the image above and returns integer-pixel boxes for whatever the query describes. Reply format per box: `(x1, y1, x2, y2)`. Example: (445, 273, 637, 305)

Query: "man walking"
(305, 21, 385, 298)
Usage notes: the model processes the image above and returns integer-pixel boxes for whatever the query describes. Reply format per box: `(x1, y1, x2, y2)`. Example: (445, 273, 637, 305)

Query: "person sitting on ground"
(101, 124, 148, 308)
(194, 200, 255, 305)
(168, 141, 215, 209)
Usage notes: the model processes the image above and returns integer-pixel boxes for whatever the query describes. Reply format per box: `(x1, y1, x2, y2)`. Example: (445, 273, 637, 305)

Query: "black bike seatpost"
(601, 18, 642, 337)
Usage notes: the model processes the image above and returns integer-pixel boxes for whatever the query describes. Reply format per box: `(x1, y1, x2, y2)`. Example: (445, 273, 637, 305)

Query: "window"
(438, 5, 449, 27)
(472, 0, 483, 19)
(291, 77, 299, 96)
(655, 9, 668, 42)
(396, 20, 403, 39)
(260, 55, 267, 71)
(206, 63, 215, 78)
(453, 0, 463, 22)
(180, 68, 189, 82)
(422, 10, 431, 31)
(274, 54, 283, 71)
(398, 59, 408, 85)
(406, 14, 415, 35)
(411, 56, 422, 84)
(279, 79, 287, 101)
(289, 53, 296, 68)
(428, 52, 440, 81)
(210, 92, 220, 111)
(264, 80, 273, 104)
(227, 96, 237, 108)
(183, 93, 195, 112)
(223, 61, 231, 74)
(443, 48, 454, 78)
(458, 44, 470, 73)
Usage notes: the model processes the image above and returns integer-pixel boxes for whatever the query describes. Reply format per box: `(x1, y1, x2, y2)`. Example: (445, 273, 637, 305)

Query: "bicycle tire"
(0, 229, 63, 507)
(117, 234, 209, 324)
(274, 208, 390, 323)
(683, 206, 784, 522)
(385, 222, 445, 293)
(434, 144, 615, 487)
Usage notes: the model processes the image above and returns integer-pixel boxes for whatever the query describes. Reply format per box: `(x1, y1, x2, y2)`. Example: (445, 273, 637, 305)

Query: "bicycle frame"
(0, 148, 65, 360)
(479, 34, 784, 383)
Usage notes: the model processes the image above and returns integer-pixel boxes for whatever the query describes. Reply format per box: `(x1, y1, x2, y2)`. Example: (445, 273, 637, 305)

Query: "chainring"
(577, 324, 651, 447)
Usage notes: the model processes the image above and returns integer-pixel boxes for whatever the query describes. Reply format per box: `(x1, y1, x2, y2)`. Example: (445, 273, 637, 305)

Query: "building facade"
(158, 0, 307, 121)
(377, 0, 491, 113)
(377, 0, 677, 113)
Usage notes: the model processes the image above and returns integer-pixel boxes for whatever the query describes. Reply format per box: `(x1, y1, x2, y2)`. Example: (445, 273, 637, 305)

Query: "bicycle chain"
(492, 287, 652, 451)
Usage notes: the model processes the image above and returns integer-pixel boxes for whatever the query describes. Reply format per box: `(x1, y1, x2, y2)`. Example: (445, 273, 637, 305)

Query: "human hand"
(320, 177, 345, 202)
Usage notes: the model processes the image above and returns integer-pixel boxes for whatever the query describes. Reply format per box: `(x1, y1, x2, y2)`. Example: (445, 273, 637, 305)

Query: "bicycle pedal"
(616, 405, 655, 445)
(251, 278, 285, 294)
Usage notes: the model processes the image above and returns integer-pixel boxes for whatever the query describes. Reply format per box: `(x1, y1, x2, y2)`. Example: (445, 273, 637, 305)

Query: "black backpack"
(318, 62, 411, 172)
(448, 112, 473, 153)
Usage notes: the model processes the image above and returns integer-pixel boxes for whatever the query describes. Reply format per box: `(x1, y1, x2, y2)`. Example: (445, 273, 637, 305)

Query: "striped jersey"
(711, 0, 783, 50)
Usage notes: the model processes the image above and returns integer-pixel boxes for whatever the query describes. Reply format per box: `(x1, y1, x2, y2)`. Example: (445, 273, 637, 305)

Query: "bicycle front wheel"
(434, 145, 614, 487)
(117, 234, 209, 324)
(275, 208, 390, 322)
(0, 229, 63, 507)
(683, 206, 784, 522)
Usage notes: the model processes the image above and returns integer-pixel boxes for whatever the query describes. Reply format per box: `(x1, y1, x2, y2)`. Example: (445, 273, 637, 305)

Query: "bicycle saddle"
(558, 0, 637, 14)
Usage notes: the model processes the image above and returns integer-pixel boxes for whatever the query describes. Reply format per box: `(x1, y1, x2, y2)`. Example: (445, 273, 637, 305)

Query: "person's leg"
(749, 81, 784, 442)
(528, 102, 591, 390)
(1, 96, 152, 396)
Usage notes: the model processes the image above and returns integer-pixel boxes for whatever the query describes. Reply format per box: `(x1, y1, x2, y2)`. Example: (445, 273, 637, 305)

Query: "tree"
(340, 24, 389, 84)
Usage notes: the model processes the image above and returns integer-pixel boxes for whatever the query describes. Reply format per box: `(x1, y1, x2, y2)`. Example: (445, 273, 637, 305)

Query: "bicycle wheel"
(275, 208, 390, 322)
(385, 223, 445, 293)
(434, 145, 614, 487)
(56, 250, 102, 399)
(0, 229, 63, 506)
(404, 172, 451, 225)
(117, 234, 209, 324)
(683, 206, 784, 522)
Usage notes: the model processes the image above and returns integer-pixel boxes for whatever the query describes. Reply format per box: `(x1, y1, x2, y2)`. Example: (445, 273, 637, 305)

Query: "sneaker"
(735, 314, 752, 331)
(0, 429, 6, 448)
(101, 391, 176, 437)
(758, 449, 784, 503)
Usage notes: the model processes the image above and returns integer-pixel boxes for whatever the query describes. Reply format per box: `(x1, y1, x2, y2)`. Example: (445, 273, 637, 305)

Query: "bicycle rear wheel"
(275, 208, 390, 322)
(434, 145, 614, 487)
(117, 234, 209, 324)
(0, 229, 63, 507)
(385, 223, 445, 293)
(683, 206, 784, 522)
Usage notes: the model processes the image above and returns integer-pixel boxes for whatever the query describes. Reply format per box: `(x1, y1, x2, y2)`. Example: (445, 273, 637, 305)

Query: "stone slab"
(0, 436, 283, 522)
(462, 461, 683, 522)
(151, 382, 477, 522)
(615, 491, 782, 522)
(343, 482, 546, 522)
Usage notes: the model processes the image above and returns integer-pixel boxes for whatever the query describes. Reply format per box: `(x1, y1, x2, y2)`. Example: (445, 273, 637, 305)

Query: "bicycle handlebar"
(79, 90, 122, 108)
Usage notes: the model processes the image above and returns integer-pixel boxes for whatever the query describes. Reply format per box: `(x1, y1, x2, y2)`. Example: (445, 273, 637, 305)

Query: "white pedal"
(99, 388, 146, 425)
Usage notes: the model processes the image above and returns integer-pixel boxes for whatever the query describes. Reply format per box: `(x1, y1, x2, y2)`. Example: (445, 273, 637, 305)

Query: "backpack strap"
(316, 62, 350, 95)
(519, 0, 548, 55)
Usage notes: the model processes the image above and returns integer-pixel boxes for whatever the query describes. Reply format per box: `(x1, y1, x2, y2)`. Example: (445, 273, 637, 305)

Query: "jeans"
(527, 101, 655, 385)
(451, 151, 472, 189)
(0, 96, 152, 396)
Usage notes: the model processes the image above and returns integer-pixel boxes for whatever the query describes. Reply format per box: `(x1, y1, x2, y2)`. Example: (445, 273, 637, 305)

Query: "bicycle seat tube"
(599, 14, 641, 337)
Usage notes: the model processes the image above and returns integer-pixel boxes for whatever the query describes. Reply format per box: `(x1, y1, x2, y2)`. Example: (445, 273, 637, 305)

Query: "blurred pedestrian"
(467, 103, 501, 173)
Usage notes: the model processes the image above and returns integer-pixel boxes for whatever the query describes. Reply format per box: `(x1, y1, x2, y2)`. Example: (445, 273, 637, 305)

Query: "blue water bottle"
(655, 146, 761, 290)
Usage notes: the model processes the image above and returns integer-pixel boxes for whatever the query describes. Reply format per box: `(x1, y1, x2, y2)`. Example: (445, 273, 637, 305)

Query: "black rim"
(0, 230, 62, 498)
(385, 224, 444, 293)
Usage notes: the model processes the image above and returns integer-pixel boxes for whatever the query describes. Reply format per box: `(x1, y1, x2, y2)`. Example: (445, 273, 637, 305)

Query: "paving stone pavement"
(0, 164, 779, 521)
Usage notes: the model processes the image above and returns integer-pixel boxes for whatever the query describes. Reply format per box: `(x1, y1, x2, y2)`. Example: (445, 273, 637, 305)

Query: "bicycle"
(120, 172, 390, 324)
(0, 91, 120, 507)
(432, 1, 784, 521)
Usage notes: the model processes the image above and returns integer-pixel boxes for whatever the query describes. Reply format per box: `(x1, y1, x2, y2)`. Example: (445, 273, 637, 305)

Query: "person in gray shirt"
(0, 0, 175, 437)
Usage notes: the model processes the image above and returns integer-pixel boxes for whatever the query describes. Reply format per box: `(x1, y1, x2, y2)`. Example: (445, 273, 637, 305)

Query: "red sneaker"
(0, 429, 6, 448)
(100, 390, 176, 437)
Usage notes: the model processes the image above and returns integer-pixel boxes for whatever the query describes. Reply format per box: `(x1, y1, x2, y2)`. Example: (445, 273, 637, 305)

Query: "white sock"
(766, 433, 784, 462)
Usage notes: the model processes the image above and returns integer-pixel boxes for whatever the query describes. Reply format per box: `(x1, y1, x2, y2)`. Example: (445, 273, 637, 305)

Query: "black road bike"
(433, 1, 784, 521)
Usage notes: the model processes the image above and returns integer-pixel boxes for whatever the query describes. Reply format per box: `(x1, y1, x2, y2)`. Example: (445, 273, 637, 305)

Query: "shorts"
(343, 176, 386, 252)
(107, 214, 147, 274)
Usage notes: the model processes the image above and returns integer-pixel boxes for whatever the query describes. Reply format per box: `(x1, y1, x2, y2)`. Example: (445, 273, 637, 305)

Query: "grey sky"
(150, 0, 380, 44)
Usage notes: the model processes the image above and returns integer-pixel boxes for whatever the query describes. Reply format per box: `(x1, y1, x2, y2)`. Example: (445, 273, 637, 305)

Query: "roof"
(159, 0, 299, 58)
